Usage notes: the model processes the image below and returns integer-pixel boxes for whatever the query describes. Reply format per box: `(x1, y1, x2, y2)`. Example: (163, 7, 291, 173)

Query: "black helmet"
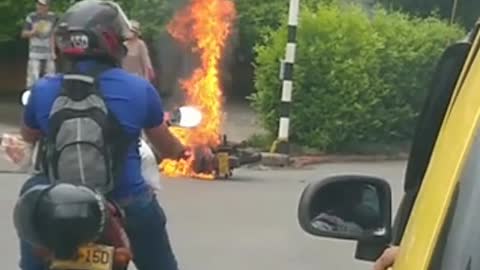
(54, 0, 132, 64)
(13, 183, 107, 259)
(13, 184, 50, 246)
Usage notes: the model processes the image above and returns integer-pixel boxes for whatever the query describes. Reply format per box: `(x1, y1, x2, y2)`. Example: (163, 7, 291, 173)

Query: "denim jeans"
(19, 175, 179, 270)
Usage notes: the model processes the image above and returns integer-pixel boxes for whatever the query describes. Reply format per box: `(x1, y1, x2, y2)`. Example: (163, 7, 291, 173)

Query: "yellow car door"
(393, 21, 480, 269)
(295, 19, 480, 270)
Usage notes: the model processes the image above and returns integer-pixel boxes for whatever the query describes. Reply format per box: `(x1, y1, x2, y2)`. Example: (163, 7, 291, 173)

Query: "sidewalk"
(222, 99, 265, 143)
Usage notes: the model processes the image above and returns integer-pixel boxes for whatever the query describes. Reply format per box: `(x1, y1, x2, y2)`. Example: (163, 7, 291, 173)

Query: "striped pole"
(271, 0, 300, 154)
(449, 0, 459, 25)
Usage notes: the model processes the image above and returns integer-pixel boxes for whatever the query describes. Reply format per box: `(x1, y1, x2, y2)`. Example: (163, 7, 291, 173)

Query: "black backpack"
(43, 65, 130, 195)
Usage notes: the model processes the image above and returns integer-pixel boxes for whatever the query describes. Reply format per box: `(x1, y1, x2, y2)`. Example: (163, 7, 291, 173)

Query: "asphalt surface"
(0, 161, 406, 270)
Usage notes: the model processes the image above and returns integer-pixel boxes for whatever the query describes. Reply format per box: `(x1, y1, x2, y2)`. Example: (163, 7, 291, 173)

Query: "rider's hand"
(179, 145, 215, 174)
(373, 246, 400, 270)
(164, 112, 172, 126)
(193, 145, 215, 174)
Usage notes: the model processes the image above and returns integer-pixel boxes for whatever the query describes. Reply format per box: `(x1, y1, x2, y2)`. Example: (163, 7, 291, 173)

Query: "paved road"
(0, 161, 406, 270)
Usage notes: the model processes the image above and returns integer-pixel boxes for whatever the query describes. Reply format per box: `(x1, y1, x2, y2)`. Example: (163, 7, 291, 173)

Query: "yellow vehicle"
(297, 20, 480, 269)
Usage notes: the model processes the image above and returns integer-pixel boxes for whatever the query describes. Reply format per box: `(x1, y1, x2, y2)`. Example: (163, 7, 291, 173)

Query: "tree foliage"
(233, 0, 287, 60)
(251, 3, 465, 150)
(0, 0, 35, 42)
(0, 0, 175, 43)
(379, 0, 479, 27)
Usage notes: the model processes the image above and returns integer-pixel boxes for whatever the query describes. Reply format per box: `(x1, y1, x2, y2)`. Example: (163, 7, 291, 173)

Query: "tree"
(251, 3, 464, 150)
(0, 0, 36, 43)
(380, 0, 479, 28)
(0, 0, 174, 43)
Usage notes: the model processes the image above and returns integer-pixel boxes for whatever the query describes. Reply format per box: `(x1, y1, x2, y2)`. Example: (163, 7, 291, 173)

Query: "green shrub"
(234, 0, 287, 60)
(251, 2, 465, 151)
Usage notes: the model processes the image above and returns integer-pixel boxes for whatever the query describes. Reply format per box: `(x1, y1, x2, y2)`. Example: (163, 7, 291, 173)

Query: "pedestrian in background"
(123, 20, 161, 195)
(21, 0, 58, 89)
(123, 20, 155, 81)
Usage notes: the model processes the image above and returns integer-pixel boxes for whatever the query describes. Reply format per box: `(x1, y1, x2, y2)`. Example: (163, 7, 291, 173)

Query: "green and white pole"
(271, 0, 300, 154)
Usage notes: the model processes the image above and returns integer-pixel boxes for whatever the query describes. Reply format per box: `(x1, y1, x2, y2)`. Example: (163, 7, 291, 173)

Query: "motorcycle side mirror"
(168, 106, 203, 128)
(21, 90, 31, 106)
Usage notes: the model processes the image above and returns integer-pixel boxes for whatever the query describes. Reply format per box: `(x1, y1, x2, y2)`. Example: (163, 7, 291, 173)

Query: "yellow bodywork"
(392, 28, 480, 269)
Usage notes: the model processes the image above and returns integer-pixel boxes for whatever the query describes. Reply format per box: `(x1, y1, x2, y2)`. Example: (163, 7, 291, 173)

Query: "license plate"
(50, 244, 114, 270)
(217, 152, 229, 175)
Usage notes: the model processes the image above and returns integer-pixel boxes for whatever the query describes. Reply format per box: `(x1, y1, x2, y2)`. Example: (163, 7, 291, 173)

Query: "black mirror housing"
(297, 175, 393, 260)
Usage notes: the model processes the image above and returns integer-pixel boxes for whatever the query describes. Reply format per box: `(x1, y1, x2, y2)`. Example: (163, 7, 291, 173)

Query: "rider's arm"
(21, 88, 42, 144)
(145, 123, 186, 159)
(142, 83, 186, 159)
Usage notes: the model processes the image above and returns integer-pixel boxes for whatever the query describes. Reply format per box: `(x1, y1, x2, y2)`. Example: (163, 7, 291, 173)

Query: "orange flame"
(159, 0, 236, 179)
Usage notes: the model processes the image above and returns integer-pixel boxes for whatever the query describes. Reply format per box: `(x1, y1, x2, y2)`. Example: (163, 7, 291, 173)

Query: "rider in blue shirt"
(24, 62, 165, 200)
(18, 1, 208, 269)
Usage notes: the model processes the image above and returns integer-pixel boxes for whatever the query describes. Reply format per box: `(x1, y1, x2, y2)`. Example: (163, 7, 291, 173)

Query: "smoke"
(147, 0, 239, 110)
(144, 0, 194, 109)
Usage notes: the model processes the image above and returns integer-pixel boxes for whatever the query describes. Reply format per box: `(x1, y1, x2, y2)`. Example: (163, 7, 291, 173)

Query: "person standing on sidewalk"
(122, 20, 155, 81)
(21, 0, 58, 89)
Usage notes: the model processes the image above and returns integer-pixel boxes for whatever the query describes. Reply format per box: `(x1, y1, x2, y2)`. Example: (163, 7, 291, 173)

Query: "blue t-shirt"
(23, 62, 164, 199)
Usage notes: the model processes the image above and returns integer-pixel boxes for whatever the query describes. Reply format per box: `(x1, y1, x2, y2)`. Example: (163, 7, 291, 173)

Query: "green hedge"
(250, 3, 465, 151)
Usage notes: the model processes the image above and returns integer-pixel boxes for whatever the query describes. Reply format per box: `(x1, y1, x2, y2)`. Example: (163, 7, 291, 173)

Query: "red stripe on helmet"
(63, 48, 86, 55)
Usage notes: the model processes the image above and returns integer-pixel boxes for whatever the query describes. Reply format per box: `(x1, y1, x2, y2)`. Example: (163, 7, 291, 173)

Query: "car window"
(403, 41, 471, 192)
(429, 122, 480, 269)
(391, 40, 471, 245)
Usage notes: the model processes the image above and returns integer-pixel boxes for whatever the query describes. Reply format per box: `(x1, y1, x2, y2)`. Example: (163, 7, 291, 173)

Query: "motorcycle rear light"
(114, 247, 132, 267)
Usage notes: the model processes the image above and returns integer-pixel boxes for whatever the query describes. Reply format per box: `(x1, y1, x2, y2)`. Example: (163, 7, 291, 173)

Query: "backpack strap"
(84, 64, 134, 193)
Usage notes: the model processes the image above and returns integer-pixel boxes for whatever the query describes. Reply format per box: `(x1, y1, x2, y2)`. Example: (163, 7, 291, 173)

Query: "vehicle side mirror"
(297, 175, 392, 261)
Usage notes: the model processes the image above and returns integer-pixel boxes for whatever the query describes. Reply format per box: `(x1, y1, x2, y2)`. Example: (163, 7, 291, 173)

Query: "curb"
(258, 152, 409, 168)
(260, 152, 290, 167)
(291, 153, 409, 168)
